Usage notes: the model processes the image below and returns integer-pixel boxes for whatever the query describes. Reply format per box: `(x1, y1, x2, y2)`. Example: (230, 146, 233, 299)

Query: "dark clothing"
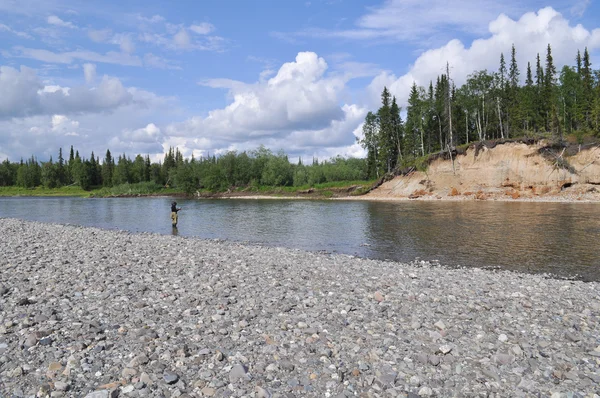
(171, 203, 181, 226)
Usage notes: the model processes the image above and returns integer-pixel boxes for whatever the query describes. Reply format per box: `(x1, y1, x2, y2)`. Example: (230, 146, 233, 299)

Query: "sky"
(1, 0, 599, 163)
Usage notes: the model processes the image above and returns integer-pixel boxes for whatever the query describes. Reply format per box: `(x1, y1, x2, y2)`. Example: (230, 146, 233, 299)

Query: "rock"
(279, 360, 295, 372)
(255, 386, 271, 398)
(373, 292, 385, 302)
(163, 371, 179, 384)
(24, 333, 37, 348)
(84, 391, 118, 398)
(229, 364, 249, 383)
(3, 219, 600, 398)
(39, 336, 53, 346)
(54, 381, 68, 391)
(498, 334, 508, 342)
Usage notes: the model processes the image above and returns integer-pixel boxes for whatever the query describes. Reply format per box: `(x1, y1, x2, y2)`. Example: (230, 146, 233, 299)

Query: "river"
(0, 196, 598, 281)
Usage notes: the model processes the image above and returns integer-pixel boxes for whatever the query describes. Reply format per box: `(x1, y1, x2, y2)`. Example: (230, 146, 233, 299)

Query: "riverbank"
(1, 219, 599, 397)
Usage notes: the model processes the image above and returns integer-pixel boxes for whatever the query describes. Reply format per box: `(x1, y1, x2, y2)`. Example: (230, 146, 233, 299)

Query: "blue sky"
(1, 0, 599, 163)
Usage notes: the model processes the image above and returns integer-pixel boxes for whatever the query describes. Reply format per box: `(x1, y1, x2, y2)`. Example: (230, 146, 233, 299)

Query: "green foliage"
(361, 43, 600, 175)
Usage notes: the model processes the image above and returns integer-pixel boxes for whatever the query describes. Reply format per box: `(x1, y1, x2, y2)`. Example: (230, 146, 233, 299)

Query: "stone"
(229, 364, 249, 382)
(434, 320, 446, 330)
(54, 381, 69, 391)
(24, 333, 37, 348)
(163, 371, 179, 384)
(498, 334, 508, 342)
(373, 292, 385, 302)
(279, 360, 295, 372)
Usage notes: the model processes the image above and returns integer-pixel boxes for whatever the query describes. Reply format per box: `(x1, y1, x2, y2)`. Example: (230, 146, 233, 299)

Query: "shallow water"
(1, 197, 599, 281)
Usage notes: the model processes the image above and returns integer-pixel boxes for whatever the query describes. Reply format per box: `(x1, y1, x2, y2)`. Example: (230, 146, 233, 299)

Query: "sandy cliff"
(366, 141, 600, 201)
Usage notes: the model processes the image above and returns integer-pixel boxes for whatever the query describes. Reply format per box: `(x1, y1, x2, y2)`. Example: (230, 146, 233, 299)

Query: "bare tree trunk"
(465, 110, 469, 144)
(419, 118, 425, 157)
(497, 97, 504, 139)
(446, 63, 453, 147)
(476, 110, 483, 141)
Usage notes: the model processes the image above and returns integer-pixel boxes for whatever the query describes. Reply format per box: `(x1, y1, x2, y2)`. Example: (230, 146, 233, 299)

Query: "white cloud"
(139, 28, 227, 52)
(83, 63, 96, 84)
(47, 15, 76, 29)
(143, 53, 180, 69)
(88, 28, 112, 43)
(166, 52, 365, 158)
(122, 123, 162, 142)
(0, 65, 164, 119)
(571, 0, 591, 17)
(173, 29, 192, 49)
(11, 46, 142, 66)
(367, 7, 600, 109)
(137, 14, 165, 23)
(0, 23, 32, 39)
(190, 23, 215, 35)
(111, 33, 136, 54)
(51, 114, 79, 133)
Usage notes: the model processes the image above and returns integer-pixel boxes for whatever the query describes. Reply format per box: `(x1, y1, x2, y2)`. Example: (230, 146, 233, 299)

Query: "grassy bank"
(0, 185, 92, 197)
(196, 180, 376, 198)
(0, 180, 377, 199)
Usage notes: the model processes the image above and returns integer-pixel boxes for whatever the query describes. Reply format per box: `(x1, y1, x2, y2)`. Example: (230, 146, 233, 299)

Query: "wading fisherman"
(171, 201, 182, 227)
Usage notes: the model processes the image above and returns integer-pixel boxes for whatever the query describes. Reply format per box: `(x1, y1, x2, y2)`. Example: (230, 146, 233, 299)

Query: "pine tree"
(405, 82, 424, 158)
(544, 44, 558, 138)
(102, 149, 114, 187)
(507, 44, 520, 137)
(581, 48, 593, 130)
(535, 53, 544, 132)
(522, 62, 535, 132)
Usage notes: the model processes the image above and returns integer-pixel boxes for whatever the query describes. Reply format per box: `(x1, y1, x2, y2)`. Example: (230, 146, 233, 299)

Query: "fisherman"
(171, 201, 182, 227)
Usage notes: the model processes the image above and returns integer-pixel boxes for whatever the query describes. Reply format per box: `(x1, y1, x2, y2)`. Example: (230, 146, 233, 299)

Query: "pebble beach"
(1, 218, 599, 398)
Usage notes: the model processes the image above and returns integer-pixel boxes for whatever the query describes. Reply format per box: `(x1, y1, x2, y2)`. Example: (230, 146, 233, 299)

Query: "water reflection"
(0, 197, 598, 281)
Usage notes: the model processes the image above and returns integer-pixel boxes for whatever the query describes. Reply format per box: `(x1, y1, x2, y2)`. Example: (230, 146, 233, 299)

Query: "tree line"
(0, 145, 369, 193)
(360, 44, 600, 178)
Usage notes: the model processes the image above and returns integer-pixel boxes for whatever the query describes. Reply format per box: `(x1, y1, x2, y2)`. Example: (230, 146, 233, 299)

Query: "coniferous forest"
(1, 44, 599, 194)
(359, 44, 600, 178)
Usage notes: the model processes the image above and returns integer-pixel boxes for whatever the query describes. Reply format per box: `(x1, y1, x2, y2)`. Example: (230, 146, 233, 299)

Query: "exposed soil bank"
(1, 219, 599, 397)
(365, 141, 600, 203)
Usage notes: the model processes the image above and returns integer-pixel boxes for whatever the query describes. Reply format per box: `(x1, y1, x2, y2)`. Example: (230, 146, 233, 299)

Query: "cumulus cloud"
(0, 65, 162, 119)
(108, 123, 164, 155)
(366, 7, 600, 109)
(51, 114, 79, 134)
(165, 52, 366, 158)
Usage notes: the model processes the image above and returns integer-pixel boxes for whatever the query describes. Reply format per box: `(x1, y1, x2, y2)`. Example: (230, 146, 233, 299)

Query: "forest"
(0, 145, 368, 194)
(1, 44, 599, 194)
(359, 44, 600, 178)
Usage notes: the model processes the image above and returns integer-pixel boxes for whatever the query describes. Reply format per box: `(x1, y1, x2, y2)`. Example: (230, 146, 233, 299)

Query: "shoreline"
(1, 218, 599, 397)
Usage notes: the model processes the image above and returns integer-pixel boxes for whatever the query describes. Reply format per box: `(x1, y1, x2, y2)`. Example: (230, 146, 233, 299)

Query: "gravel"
(1, 218, 599, 397)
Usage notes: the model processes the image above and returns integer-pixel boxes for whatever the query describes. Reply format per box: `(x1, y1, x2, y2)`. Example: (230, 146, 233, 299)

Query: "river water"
(0, 197, 598, 281)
